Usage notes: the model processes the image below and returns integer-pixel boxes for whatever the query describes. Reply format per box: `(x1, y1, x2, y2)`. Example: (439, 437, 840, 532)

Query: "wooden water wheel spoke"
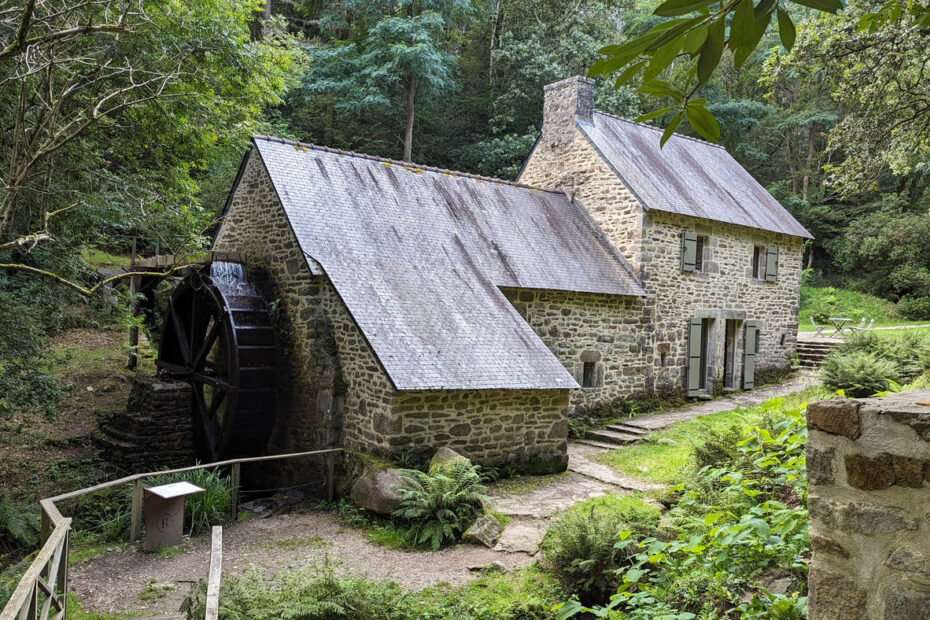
(157, 262, 278, 460)
(167, 304, 192, 365)
(193, 316, 222, 368)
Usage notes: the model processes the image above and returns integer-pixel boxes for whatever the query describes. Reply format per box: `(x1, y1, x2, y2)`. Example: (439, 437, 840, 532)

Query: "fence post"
(326, 452, 335, 503)
(130, 478, 144, 542)
(229, 463, 241, 522)
(40, 510, 51, 546)
(205, 526, 223, 620)
(58, 528, 69, 619)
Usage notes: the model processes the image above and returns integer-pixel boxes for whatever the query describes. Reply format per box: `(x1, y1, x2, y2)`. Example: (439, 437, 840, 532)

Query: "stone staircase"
(578, 421, 651, 448)
(797, 340, 838, 368)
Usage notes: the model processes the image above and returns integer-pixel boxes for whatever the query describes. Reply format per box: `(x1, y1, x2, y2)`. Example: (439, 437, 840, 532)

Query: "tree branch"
(0, 262, 190, 296)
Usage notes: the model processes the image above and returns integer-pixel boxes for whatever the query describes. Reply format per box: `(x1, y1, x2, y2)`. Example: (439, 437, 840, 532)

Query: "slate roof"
(578, 112, 813, 239)
(251, 136, 644, 391)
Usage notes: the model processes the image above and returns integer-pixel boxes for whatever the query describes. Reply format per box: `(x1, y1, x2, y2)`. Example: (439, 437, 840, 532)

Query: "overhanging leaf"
(660, 111, 684, 147)
(614, 60, 647, 87)
(654, 0, 718, 17)
(778, 8, 797, 50)
(636, 106, 676, 122)
(697, 18, 724, 84)
(790, 0, 843, 13)
(731, 0, 757, 50)
(643, 38, 682, 80)
(682, 24, 709, 53)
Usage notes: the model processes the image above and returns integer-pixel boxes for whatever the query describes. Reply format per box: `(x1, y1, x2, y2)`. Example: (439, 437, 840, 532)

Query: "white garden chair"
(810, 316, 827, 337)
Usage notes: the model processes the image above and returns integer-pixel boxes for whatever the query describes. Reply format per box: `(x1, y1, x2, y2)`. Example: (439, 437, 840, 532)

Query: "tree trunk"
(786, 133, 798, 195)
(403, 75, 417, 162)
(802, 123, 815, 202)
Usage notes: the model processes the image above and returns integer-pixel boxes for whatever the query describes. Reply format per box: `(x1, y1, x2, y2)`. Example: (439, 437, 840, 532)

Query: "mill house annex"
(211, 76, 811, 473)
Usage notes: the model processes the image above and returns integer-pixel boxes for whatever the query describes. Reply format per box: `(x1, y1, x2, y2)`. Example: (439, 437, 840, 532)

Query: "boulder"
(462, 514, 503, 548)
(350, 464, 406, 515)
(428, 446, 470, 475)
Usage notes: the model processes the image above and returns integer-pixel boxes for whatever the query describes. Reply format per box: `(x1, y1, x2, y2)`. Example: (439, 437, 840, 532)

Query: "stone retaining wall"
(806, 390, 930, 619)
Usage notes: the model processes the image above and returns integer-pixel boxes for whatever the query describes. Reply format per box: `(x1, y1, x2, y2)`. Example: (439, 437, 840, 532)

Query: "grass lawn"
(592, 387, 831, 485)
(798, 285, 930, 331)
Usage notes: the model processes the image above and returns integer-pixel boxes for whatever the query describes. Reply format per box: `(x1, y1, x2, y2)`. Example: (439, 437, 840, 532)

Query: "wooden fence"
(1, 448, 341, 620)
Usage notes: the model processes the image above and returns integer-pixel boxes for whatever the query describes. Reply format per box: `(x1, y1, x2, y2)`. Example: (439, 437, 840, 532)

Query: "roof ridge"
(252, 135, 565, 194)
(591, 110, 726, 150)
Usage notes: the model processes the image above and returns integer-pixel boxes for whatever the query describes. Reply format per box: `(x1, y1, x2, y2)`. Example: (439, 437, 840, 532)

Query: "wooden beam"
(130, 478, 144, 542)
(205, 526, 223, 620)
(229, 463, 240, 523)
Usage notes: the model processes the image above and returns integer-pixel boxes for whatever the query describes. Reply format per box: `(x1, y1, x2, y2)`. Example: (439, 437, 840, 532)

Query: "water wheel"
(157, 262, 278, 461)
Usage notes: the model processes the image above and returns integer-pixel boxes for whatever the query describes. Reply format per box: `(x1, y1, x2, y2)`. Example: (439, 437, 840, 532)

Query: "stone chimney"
(542, 76, 594, 140)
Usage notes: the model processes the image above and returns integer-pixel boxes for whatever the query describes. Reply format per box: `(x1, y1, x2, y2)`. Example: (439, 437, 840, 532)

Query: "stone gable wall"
(806, 392, 930, 619)
(503, 288, 654, 406)
(213, 150, 394, 455)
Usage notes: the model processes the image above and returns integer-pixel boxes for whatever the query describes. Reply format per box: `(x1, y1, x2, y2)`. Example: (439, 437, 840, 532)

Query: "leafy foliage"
(559, 397, 810, 619)
(822, 331, 930, 396)
(898, 297, 930, 321)
(542, 495, 660, 601)
(393, 459, 488, 550)
(0, 492, 39, 554)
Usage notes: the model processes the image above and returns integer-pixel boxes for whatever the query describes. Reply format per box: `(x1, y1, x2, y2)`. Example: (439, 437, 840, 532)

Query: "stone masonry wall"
(390, 389, 569, 473)
(519, 76, 802, 395)
(213, 150, 393, 456)
(806, 391, 930, 619)
(503, 288, 654, 408)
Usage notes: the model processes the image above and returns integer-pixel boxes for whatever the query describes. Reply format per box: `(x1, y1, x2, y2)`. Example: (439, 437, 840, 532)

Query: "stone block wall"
(390, 389, 569, 473)
(806, 391, 930, 619)
(96, 376, 194, 471)
(502, 288, 654, 407)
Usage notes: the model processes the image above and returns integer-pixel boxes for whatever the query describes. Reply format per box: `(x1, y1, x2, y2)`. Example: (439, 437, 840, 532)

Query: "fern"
(0, 492, 38, 552)
(393, 460, 488, 550)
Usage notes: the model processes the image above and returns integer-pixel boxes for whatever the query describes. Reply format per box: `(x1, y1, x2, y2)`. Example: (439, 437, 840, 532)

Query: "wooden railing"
(205, 526, 223, 620)
(1, 448, 341, 620)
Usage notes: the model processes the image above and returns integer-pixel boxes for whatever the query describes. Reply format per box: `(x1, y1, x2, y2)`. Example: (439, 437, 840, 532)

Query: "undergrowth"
(558, 396, 812, 619)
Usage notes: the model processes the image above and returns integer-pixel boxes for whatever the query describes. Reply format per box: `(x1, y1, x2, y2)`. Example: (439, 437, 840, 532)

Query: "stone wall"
(503, 288, 653, 407)
(519, 76, 802, 396)
(390, 389, 569, 473)
(214, 151, 393, 456)
(806, 391, 930, 619)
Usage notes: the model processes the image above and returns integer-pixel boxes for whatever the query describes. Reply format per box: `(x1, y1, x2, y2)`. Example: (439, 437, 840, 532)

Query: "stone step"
(574, 439, 629, 451)
(586, 429, 643, 445)
(605, 423, 649, 436)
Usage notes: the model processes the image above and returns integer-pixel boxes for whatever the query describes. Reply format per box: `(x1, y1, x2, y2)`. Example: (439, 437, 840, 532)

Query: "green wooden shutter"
(681, 232, 697, 272)
(765, 247, 779, 282)
(687, 318, 703, 396)
(743, 321, 759, 390)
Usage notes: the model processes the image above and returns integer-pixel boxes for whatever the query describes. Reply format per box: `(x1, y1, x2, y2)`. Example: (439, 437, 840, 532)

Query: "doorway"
(723, 319, 740, 389)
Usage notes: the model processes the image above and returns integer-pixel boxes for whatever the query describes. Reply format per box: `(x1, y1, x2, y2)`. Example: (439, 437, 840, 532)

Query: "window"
(752, 246, 764, 279)
(694, 235, 707, 271)
(582, 361, 596, 388)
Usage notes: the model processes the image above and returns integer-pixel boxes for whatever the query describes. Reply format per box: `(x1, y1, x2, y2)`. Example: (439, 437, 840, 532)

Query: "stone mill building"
(212, 76, 811, 473)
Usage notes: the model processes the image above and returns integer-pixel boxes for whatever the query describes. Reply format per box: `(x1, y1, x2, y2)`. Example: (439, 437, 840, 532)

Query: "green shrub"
(393, 459, 488, 550)
(558, 397, 810, 618)
(822, 351, 898, 397)
(691, 424, 746, 470)
(182, 559, 415, 619)
(0, 493, 39, 553)
(542, 495, 659, 601)
(898, 296, 930, 321)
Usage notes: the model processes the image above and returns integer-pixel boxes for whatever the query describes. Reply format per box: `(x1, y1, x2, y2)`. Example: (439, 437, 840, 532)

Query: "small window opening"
(582, 361, 596, 388)
(780, 333, 786, 346)
(695, 235, 707, 271)
(752, 246, 764, 279)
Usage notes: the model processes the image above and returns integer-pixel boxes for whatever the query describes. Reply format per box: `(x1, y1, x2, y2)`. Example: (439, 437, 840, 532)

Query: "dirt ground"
(69, 509, 535, 616)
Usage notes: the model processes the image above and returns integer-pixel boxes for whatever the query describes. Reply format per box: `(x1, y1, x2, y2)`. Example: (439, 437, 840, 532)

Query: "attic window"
(582, 361, 596, 388)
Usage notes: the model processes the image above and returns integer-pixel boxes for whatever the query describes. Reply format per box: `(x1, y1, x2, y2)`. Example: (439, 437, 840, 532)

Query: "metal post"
(229, 463, 241, 522)
(130, 478, 144, 541)
(326, 452, 335, 503)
